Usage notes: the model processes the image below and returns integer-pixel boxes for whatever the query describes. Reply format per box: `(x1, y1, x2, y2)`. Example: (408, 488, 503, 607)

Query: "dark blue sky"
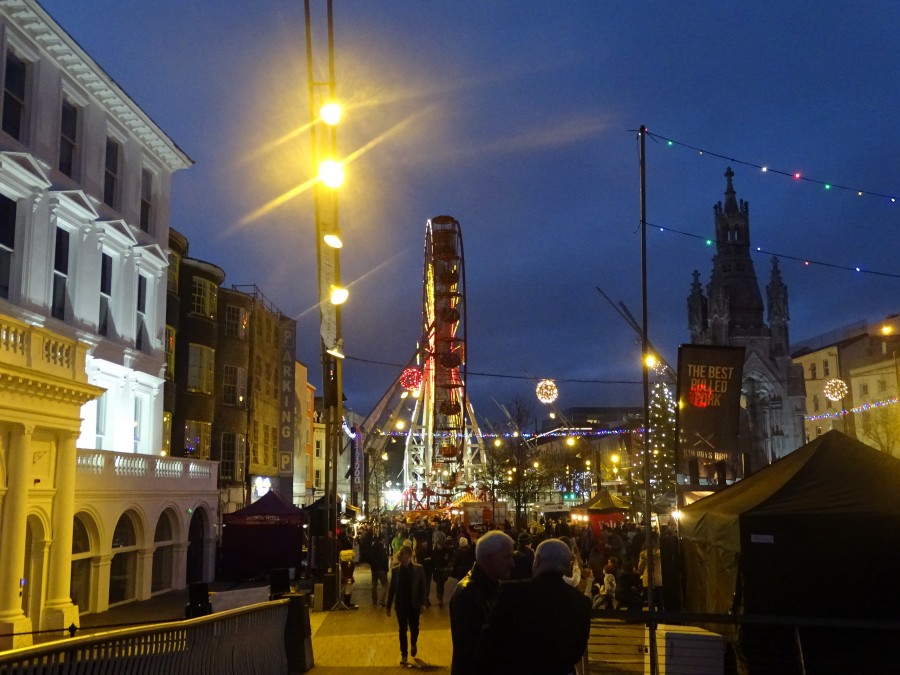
(40, 1, 900, 419)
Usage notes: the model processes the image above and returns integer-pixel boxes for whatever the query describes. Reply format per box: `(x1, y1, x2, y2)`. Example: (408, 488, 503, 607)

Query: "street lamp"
(306, 0, 346, 609)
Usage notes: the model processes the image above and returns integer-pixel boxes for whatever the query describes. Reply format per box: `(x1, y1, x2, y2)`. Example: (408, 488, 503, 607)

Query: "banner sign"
(676, 344, 745, 483)
(279, 318, 297, 477)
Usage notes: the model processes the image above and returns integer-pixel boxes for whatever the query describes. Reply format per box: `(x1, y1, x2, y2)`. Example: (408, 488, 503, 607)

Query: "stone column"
(91, 554, 113, 614)
(136, 549, 154, 601)
(42, 431, 80, 632)
(172, 542, 189, 591)
(0, 424, 35, 649)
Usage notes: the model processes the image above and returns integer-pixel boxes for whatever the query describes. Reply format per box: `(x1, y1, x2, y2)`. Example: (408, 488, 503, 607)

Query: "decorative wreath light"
(399, 367, 423, 391)
(824, 378, 848, 402)
(535, 379, 559, 404)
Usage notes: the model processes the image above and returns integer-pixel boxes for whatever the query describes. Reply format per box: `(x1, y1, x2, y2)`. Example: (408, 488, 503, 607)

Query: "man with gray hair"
(478, 538, 591, 675)
(449, 531, 515, 675)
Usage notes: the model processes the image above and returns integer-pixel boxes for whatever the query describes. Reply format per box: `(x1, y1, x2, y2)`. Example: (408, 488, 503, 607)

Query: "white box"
(644, 624, 725, 675)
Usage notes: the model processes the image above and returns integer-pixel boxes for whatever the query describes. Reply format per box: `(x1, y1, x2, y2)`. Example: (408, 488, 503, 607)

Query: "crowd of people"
(342, 513, 675, 672)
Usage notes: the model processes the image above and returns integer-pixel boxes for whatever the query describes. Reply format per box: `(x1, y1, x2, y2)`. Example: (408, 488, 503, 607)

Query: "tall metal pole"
(306, 0, 343, 607)
(639, 124, 659, 675)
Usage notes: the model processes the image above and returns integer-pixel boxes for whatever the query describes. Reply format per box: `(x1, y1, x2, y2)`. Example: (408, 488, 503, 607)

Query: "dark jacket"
(511, 545, 535, 579)
(386, 562, 427, 612)
(369, 540, 389, 573)
(479, 571, 591, 675)
(449, 563, 501, 675)
(450, 546, 475, 580)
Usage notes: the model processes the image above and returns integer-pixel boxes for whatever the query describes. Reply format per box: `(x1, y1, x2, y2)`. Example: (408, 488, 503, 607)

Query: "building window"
(187, 343, 214, 394)
(190, 277, 217, 319)
(109, 513, 138, 605)
(823, 360, 830, 377)
(103, 137, 120, 208)
(151, 512, 174, 594)
(164, 325, 175, 378)
(162, 411, 172, 456)
(251, 420, 259, 464)
(51, 227, 69, 320)
(263, 423, 271, 466)
(808, 363, 817, 380)
(133, 396, 143, 453)
(139, 168, 153, 232)
(221, 432, 247, 482)
(254, 355, 262, 392)
(59, 100, 77, 177)
(314, 469, 321, 488)
(225, 305, 249, 339)
(861, 383, 869, 397)
(99, 253, 112, 336)
(135, 274, 148, 351)
(812, 395, 819, 412)
(0, 194, 16, 299)
(70, 515, 92, 611)
(167, 252, 179, 295)
(270, 426, 279, 467)
(223, 365, 248, 407)
(879, 379, 887, 393)
(2, 51, 26, 141)
(184, 420, 211, 459)
(815, 425, 822, 437)
(826, 398, 833, 409)
(315, 439, 321, 458)
(95, 393, 107, 448)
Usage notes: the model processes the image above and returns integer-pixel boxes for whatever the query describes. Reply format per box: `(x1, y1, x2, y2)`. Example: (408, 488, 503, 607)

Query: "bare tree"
(860, 406, 900, 456)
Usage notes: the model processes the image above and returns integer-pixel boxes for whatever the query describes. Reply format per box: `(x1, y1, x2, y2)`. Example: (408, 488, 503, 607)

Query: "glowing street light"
(329, 284, 349, 305)
(644, 353, 658, 369)
(323, 232, 343, 248)
(320, 102, 342, 126)
(318, 159, 344, 188)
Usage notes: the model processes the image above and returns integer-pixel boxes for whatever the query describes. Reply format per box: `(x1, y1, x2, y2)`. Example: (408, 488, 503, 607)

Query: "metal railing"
(0, 600, 291, 675)
(586, 609, 900, 674)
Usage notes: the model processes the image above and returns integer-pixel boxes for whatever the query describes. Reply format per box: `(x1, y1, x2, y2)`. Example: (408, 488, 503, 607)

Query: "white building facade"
(0, 1, 216, 648)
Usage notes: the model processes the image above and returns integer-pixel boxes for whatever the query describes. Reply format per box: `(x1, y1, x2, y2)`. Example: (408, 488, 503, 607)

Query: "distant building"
(792, 314, 900, 451)
(687, 168, 806, 477)
(0, 1, 216, 647)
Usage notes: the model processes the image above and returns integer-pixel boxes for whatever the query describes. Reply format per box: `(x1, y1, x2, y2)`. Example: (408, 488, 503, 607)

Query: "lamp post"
(305, 0, 346, 609)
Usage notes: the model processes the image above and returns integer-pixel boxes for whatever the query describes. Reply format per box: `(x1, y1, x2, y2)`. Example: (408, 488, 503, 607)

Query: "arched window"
(109, 513, 138, 605)
(70, 515, 92, 611)
(151, 511, 175, 593)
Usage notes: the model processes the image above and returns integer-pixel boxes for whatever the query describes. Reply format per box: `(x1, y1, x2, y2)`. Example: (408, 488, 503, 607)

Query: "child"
(592, 561, 617, 610)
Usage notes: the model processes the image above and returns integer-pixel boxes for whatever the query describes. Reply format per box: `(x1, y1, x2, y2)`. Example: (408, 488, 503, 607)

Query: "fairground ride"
(361, 216, 485, 511)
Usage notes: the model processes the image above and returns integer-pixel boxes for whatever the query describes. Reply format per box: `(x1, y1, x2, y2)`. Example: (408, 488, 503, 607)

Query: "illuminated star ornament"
(824, 378, 849, 402)
(535, 379, 559, 404)
(399, 367, 423, 391)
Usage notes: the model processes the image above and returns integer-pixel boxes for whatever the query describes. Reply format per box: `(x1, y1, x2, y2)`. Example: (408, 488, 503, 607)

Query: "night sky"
(38, 1, 900, 421)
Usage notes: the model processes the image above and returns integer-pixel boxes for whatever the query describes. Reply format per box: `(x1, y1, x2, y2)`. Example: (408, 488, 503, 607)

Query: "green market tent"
(679, 430, 900, 672)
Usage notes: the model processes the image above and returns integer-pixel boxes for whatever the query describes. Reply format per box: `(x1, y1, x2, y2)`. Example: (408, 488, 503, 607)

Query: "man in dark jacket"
(479, 538, 591, 675)
(511, 531, 535, 579)
(386, 545, 428, 665)
(449, 531, 514, 675)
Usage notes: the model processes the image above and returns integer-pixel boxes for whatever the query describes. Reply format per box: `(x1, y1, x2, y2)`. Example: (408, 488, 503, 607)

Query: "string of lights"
(346, 354, 641, 385)
(806, 395, 899, 421)
(644, 130, 898, 204)
(649, 222, 900, 280)
(374, 428, 637, 439)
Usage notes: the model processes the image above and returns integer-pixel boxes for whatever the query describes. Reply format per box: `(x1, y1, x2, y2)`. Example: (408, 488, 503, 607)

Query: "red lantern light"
(400, 367, 423, 391)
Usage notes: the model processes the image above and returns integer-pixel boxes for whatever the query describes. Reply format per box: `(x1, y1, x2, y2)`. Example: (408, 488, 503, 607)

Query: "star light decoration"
(535, 379, 559, 404)
(399, 367, 423, 391)
(824, 378, 848, 402)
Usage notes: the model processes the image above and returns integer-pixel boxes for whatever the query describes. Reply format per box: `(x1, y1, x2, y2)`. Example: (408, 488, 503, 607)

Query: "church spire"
(767, 257, 790, 356)
(723, 166, 738, 215)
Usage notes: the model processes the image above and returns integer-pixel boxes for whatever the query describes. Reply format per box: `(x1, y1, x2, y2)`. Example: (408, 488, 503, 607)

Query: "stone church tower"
(688, 168, 806, 476)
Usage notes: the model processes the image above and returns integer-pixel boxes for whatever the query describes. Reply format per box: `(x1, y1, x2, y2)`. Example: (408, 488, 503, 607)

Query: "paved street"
(308, 565, 453, 673)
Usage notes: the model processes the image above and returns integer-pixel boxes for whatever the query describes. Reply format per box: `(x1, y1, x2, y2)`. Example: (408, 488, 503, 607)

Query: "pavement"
(308, 565, 454, 674)
(55, 566, 454, 673)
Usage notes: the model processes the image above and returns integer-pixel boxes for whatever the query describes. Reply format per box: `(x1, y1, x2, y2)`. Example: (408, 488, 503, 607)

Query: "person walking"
(431, 536, 452, 608)
(450, 537, 475, 581)
(449, 531, 515, 675)
(479, 538, 592, 675)
(369, 534, 389, 606)
(386, 545, 428, 665)
(638, 532, 663, 611)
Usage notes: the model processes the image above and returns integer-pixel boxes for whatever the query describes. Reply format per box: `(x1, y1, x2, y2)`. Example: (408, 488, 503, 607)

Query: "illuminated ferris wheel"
(361, 216, 484, 511)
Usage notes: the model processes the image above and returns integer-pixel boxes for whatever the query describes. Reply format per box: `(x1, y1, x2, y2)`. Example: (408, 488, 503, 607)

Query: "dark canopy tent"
(679, 430, 900, 672)
(220, 491, 307, 581)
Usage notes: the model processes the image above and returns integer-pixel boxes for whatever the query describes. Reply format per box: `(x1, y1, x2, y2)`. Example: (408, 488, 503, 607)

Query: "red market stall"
(220, 491, 307, 581)
(572, 489, 629, 537)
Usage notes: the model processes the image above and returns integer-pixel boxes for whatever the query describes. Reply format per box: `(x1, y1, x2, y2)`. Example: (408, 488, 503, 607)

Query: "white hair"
(475, 530, 514, 565)
(533, 538, 573, 575)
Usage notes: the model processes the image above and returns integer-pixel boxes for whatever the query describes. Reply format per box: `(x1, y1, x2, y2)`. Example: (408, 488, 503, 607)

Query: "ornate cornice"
(0, 0, 193, 172)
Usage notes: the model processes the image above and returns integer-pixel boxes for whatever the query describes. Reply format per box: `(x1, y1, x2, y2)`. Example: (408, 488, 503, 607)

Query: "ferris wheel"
(361, 216, 484, 511)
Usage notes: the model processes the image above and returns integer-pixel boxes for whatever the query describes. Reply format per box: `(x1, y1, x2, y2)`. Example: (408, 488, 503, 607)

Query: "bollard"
(284, 592, 314, 674)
